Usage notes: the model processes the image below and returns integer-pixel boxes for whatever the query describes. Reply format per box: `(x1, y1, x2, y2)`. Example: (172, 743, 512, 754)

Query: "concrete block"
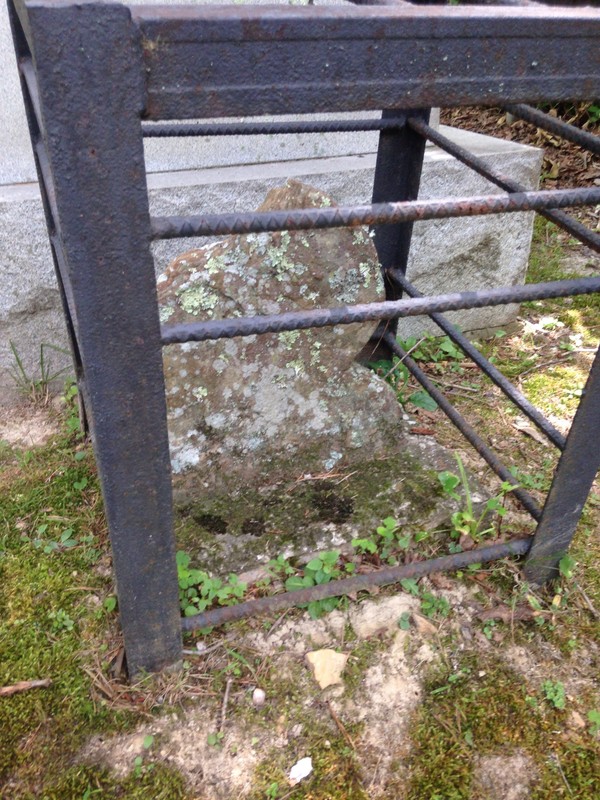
(0, 126, 541, 404)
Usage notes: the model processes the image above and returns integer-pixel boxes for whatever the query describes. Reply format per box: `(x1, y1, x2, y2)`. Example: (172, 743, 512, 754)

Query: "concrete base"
(0, 126, 541, 405)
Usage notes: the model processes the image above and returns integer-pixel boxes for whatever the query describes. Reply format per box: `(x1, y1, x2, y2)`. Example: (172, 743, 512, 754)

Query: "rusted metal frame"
(142, 117, 406, 138)
(150, 186, 600, 240)
(386, 269, 566, 450)
(11, 0, 182, 675)
(181, 537, 532, 632)
(134, 5, 600, 120)
(7, 2, 85, 406)
(524, 346, 600, 585)
(382, 332, 542, 518)
(160, 277, 600, 345)
(366, 108, 430, 360)
(505, 104, 600, 157)
(407, 116, 600, 252)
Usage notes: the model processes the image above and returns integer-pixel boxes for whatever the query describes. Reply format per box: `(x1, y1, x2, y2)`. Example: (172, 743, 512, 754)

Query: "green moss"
(174, 452, 444, 575)
(406, 654, 600, 799)
(0, 427, 188, 796)
(38, 763, 189, 799)
(526, 218, 600, 343)
(250, 729, 367, 800)
(343, 637, 388, 696)
(523, 365, 588, 417)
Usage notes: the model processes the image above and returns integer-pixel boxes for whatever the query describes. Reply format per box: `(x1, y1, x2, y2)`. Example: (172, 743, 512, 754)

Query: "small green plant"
(587, 710, 600, 736)
(286, 550, 342, 619)
(266, 781, 279, 799)
(176, 551, 246, 617)
(267, 554, 295, 579)
(558, 554, 576, 580)
(542, 680, 566, 710)
(9, 340, 69, 405)
(398, 611, 411, 631)
(587, 103, 600, 123)
(351, 536, 378, 555)
(508, 465, 546, 491)
(207, 731, 225, 748)
(32, 524, 79, 554)
(103, 596, 117, 614)
(400, 333, 465, 365)
(438, 454, 517, 543)
(399, 575, 450, 620)
(63, 380, 84, 437)
(420, 592, 450, 619)
(352, 517, 413, 564)
(132, 734, 156, 778)
(482, 619, 497, 640)
(48, 608, 75, 633)
(400, 577, 421, 596)
(430, 666, 472, 696)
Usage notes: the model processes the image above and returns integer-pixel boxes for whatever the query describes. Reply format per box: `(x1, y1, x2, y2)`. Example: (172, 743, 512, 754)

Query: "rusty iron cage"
(8, 0, 600, 675)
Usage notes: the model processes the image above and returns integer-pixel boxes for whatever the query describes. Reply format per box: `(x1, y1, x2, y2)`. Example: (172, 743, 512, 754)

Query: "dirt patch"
(80, 706, 284, 799)
(472, 751, 538, 800)
(339, 630, 425, 792)
(77, 595, 440, 798)
(0, 403, 61, 448)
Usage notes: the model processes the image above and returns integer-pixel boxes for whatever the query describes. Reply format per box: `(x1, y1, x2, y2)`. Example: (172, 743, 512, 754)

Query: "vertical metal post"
(524, 346, 600, 585)
(7, 0, 86, 426)
(361, 108, 430, 362)
(11, 0, 182, 674)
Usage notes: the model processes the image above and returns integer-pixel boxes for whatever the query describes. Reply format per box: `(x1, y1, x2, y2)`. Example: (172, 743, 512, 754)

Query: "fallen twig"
(0, 678, 52, 697)
(326, 700, 355, 749)
(382, 336, 427, 381)
(219, 678, 234, 734)
(574, 582, 600, 619)
(517, 355, 573, 379)
(267, 609, 291, 637)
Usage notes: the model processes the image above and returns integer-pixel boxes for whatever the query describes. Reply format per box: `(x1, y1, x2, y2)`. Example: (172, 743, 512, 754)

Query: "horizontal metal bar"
(134, 5, 600, 119)
(181, 536, 532, 631)
(505, 103, 600, 156)
(386, 269, 566, 450)
(383, 332, 542, 520)
(151, 187, 600, 240)
(161, 277, 600, 345)
(407, 117, 600, 253)
(142, 117, 405, 138)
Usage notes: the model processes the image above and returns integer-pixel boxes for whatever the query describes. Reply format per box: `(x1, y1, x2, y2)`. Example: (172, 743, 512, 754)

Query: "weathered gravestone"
(159, 181, 469, 575)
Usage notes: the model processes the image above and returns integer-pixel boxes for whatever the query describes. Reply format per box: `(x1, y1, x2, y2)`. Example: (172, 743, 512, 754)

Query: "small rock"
(252, 688, 266, 707)
(305, 649, 349, 689)
(289, 756, 313, 786)
(568, 710, 586, 730)
(349, 595, 419, 639)
(412, 613, 438, 637)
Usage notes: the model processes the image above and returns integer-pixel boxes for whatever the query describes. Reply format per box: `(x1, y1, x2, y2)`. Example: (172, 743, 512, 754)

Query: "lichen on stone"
(159, 305, 175, 323)
(157, 180, 458, 568)
(178, 285, 220, 317)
